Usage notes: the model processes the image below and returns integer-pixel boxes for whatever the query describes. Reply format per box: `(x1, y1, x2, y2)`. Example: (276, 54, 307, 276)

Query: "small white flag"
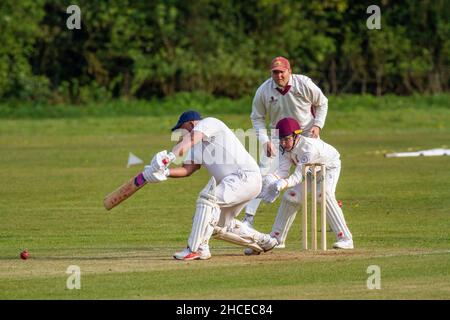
(127, 152, 143, 168)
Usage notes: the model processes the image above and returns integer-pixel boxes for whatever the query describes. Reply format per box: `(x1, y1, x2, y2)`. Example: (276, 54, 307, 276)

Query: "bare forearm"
(167, 163, 200, 178)
(168, 167, 191, 178)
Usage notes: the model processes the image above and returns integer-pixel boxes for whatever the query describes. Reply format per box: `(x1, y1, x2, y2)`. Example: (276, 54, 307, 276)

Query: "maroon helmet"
(276, 117, 302, 138)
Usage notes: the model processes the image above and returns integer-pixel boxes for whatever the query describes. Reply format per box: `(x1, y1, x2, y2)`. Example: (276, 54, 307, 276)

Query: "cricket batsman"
(143, 110, 278, 260)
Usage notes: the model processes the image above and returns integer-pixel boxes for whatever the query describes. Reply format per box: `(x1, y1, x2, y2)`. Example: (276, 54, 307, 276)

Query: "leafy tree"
(0, 0, 448, 103)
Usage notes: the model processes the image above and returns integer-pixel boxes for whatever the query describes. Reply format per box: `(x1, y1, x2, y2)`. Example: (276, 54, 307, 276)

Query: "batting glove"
(149, 150, 176, 172)
(142, 166, 169, 183)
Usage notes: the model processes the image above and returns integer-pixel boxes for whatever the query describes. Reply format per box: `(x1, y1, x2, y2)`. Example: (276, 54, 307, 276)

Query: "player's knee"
(282, 189, 302, 205)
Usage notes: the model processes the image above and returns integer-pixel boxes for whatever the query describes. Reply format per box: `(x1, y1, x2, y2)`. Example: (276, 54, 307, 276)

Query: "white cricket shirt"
(184, 117, 260, 183)
(277, 136, 340, 187)
(251, 74, 328, 144)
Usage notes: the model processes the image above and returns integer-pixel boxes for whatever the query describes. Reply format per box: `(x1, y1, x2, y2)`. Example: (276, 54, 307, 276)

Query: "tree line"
(0, 0, 448, 104)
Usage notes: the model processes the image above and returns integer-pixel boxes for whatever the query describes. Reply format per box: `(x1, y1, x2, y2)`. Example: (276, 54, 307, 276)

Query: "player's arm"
(251, 89, 277, 157)
(143, 129, 204, 181)
(250, 87, 269, 145)
(274, 153, 292, 179)
(168, 163, 201, 178)
(268, 163, 304, 195)
(259, 155, 291, 203)
(305, 79, 328, 134)
(171, 130, 205, 157)
(270, 155, 299, 192)
(285, 164, 304, 187)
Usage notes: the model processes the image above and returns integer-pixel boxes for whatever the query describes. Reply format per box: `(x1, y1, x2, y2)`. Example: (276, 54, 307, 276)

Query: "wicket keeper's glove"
(272, 179, 288, 192)
(258, 174, 280, 203)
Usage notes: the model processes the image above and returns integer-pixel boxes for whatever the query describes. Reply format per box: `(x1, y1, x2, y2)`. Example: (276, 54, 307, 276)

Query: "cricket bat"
(103, 172, 147, 210)
(103, 152, 175, 210)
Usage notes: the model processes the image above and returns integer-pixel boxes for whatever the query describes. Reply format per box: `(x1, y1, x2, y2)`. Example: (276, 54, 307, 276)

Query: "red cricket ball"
(20, 250, 29, 260)
(338, 200, 343, 208)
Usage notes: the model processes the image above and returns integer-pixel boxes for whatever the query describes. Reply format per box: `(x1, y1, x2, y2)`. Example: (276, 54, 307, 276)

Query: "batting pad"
(270, 197, 299, 245)
(326, 195, 352, 240)
(188, 177, 220, 252)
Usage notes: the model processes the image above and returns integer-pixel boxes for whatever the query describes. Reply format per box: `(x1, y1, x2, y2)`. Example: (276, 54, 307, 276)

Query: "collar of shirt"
(271, 76, 293, 95)
(291, 137, 306, 156)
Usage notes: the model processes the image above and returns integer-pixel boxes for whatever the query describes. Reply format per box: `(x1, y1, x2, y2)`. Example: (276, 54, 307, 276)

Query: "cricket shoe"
(275, 243, 285, 249)
(173, 246, 211, 260)
(332, 238, 354, 250)
(269, 231, 285, 248)
(244, 236, 278, 256)
(258, 234, 278, 252)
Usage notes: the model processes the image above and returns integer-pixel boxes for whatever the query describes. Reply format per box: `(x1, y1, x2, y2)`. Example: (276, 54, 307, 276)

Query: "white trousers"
(187, 170, 266, 252)
(216, 170, 262, 227)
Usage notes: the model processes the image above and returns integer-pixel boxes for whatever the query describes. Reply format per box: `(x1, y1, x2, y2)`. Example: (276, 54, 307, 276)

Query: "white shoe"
(275, 243, 285, 249)
(173, 247, 196, 260)
(258, 234, 278, 252)
(333, 239, 354, 249)
(243, 235, 277, 255)
(173, 246, 211, 260)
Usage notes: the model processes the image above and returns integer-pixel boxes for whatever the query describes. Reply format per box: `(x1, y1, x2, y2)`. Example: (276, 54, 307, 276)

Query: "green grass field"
(1, 106, 450, 299)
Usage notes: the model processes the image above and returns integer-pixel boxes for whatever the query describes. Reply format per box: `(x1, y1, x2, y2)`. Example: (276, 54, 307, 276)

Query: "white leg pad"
(188, 177, 220, 252)
(326, 195, 352, 240)
(270, 197, 299, 245)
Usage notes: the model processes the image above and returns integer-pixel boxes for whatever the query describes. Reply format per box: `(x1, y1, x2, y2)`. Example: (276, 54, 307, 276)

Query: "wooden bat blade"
(103, 172, 147, 210)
